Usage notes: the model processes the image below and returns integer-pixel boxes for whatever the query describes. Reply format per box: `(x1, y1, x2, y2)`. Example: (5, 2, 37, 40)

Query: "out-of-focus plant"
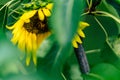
(1, 0, 120, 80)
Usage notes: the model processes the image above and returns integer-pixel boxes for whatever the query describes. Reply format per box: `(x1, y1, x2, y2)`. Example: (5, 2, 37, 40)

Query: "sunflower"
(6, 3, 53, 66)
(6, 0, 89, 66)
(72, 22, 90, 48)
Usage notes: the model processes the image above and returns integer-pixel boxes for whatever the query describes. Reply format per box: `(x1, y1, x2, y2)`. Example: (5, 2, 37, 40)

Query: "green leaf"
(100, 0, 120, 34)
(0, 0, 12, 6)
(50, 0, 84, 45)
(86, 50, 103, 66)
(83, 0, 119, 51)
(0, 30, 23, 78)
(0, 30, 19, 64)
(83, 15, 106, 51)
(106, 0, 120, 16)
(69, 64, 83, 80)
(62, 51, 84, 80)
(91, 63, 120, 80)
(101, 40, 118, 63)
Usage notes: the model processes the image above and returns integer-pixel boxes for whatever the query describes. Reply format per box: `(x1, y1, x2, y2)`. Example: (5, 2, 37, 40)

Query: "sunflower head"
(6, 1, 53, 66)
(72, 21, 90, 48)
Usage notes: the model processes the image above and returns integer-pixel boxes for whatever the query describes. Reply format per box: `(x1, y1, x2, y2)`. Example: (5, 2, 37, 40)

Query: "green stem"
(0, 0, 14, 11)
(86, 0, 90, 6)
(94, 16, 109, 40)
(9, 0, 20, 8)
(85, 49, 101, 54)
(86, 0, 92, 11)
(81, 12, 89, 16)
(86, 73, 104, 80)
(61, 73, 67, 80)
(94, 11, 120, 24)
(89, 0, 93, 10)
(8, 6, 22, 16)
(31, 0, 35, 1)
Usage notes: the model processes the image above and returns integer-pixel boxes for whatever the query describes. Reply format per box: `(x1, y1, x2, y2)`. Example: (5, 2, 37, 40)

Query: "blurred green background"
(1, 0, 120, 80)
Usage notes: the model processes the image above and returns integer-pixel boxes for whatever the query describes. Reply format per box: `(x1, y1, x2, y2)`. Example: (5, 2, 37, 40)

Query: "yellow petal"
(6, 20, 24, 31)
(17, 28, 26, 51)
(38, 9, 45, 21)
(20, 10, 37, 21)
(32, 33, 37, 52)
(26, 52, 31, 66)
(74, 34, 82, 44)
(79, 21, 89, 30)
(46, 3, 53, 10)
(72, 40, 78, 48)
(24, 19, 30, 23)
(42, 8, 51, 17)
(11, 27, 24, 44)
(26, 32, 32, 53)
(77, 29, 85, 38)
(11, 34, 19, 44)
(25, 32, 32, 66)
(12, 20, 24, 34)
(37, 33, 44, 46)
(6, 25, 15, 30)
(37, 32, 51, 46)
(32, 33, 37, 65)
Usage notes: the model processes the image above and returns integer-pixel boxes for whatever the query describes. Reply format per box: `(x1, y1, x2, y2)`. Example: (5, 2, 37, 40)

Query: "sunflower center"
(23, 12, 49, 34)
